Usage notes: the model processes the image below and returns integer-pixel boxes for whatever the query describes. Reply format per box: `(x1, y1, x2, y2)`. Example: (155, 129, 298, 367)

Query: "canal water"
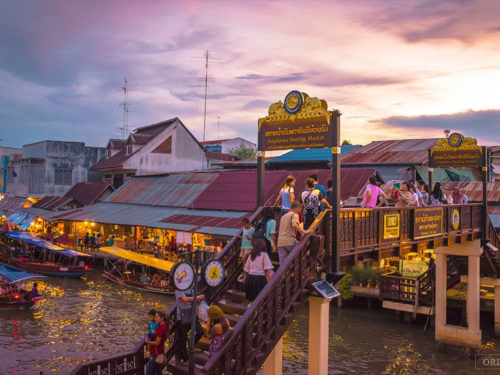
(1, 269, 498, 374)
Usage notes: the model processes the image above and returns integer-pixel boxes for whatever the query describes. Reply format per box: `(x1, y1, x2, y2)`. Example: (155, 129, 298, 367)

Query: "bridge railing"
(201, 209, 330, 375)
(339, 204, 483, 258)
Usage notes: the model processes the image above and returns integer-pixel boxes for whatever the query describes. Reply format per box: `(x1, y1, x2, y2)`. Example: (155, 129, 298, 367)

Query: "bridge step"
(166, 352, 208, 375)
(226, 313, 243, 326)
(218, 298, 248, 315)
(225, 288, 248, 304)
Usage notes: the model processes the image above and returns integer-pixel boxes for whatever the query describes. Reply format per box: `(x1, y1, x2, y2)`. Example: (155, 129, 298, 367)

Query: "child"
(237, 218, 254, 282)
(147, 309, 158, 341)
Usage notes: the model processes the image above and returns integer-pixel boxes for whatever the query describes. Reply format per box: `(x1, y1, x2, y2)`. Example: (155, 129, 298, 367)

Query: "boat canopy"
(4, 231, 90, 258)
(6, 211, 36, 230)
(100, 246, 175, 272)
(0, 262, 45, 283)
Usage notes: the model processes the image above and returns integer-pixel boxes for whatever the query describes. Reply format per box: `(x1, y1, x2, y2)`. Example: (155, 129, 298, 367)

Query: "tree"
(228, 144, 257, 160)
(341, 140, 352, 145)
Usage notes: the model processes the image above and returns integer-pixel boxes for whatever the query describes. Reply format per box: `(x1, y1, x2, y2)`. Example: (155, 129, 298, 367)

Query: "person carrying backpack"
(252, 207, 276, 254)
(300, 178, 332, 230)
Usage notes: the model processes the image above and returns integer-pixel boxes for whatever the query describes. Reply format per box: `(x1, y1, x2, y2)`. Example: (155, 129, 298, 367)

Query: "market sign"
(399, 260, 428, 278)
(413, 207, 444, 240)
(429, 133, 483, 169)
(383, 213, 400, 240)
(258, 91, 337, 151)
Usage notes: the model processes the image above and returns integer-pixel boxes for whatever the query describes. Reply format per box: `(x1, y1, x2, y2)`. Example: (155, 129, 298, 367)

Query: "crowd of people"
(361, 177, 469, 208)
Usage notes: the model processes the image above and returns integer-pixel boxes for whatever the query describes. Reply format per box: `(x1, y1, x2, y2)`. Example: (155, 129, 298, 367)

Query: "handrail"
(67, 338, 146, 375)
(201, 209, 329, 374)
(164, 206, 266, 362)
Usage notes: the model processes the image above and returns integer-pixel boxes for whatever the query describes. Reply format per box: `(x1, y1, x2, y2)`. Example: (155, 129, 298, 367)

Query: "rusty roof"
(106, 172, 219, 208)
(342, 138, 440, 165)
(90, 149, 129, 171)
(65, 182, 114, 206)
(32, 196, 72, 210)
(0, 196, 29, 215)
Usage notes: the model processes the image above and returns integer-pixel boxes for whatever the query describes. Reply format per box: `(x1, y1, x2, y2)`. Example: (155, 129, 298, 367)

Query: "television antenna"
(119, 78, 130, 140)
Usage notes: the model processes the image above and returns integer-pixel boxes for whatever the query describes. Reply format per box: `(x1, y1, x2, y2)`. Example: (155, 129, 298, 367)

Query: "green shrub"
(340, 273, 353, 300)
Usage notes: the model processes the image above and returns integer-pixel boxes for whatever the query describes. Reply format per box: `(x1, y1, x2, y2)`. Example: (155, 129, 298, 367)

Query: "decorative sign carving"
(429, 134, 483, 169)
(450, 208, 460, 231)
(258, 91, 337, 151)
(413, 207, 443, 239)
(383, 213, 400, 240)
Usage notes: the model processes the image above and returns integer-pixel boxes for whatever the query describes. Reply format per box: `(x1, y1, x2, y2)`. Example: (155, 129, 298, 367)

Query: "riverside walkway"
(69, 203, 499, 375)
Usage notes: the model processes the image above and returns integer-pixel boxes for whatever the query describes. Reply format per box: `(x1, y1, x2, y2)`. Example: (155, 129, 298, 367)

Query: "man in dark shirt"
(310, 174, 327, 211)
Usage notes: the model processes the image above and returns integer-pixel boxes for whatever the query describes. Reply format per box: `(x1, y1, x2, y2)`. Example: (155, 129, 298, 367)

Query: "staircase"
(165, 208, 330, 375)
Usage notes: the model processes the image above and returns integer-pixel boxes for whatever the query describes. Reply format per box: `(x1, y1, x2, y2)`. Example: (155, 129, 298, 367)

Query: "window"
(127, 145, 133, 155)
(104, 174, 112, 179)
(54, 168, 72, 185)
(152, 136, 172, 154)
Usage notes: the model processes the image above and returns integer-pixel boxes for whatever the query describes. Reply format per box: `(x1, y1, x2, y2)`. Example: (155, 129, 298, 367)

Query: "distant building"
(0, 146, 22, 194)
(201, 137, 256, 154)
(490, 146, 500, 182)
(90, 118, 207, 188)
(5, 141, 105, 197)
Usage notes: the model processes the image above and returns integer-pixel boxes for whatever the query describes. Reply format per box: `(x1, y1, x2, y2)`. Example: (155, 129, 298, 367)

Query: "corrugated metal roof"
(106, 172, 218, 207)
(342, 138, 439, 165)
(32, 196, 72, 210)
(269, 145, 359, 164)
(21, 207, 61, 221)
(192, 170, 288, 211)
(65, 182, 113, 206)
(47, 202, 245, 237)
(90, 150, 129, 171)
(0, 196, 28, 215)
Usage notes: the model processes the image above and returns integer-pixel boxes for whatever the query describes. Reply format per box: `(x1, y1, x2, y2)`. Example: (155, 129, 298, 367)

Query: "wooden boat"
(0, 262, 44, 309)
(100, 246, 175, 295)
(1, 231, 93, 277)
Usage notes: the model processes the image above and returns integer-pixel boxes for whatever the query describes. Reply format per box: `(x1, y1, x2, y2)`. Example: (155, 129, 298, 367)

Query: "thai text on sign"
(413, 208, 443, 239)
(383, 213, 400, 240)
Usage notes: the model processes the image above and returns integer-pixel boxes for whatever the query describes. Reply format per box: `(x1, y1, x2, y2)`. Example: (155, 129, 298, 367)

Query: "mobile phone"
(394, 183, 400, 189)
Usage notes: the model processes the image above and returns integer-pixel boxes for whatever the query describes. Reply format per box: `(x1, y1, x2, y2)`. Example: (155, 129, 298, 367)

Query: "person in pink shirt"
(361, 176, 387, 208)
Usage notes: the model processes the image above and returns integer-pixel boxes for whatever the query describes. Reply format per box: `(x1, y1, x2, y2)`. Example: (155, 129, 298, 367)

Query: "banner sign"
(429, 133, 483, 169)
(258, 91, 337, 151)
(383, 213, 400, 240)
(413, 207, 443, 239)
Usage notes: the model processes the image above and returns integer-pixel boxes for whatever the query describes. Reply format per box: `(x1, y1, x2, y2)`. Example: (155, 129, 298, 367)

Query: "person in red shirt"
(145, 311, 168, 375)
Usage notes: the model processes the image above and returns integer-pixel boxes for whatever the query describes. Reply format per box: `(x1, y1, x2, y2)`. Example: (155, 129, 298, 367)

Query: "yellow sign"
(399, 260, 428, 277)
(451, 209, 460, 231)
(383, 213, 400, 240)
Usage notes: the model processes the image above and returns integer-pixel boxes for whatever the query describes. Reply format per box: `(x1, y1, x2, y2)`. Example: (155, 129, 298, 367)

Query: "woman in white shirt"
(409, 185, 420, 207)
(244, 239, 274, 302)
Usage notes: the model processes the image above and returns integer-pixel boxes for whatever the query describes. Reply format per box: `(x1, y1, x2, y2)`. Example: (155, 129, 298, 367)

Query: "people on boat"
(147, 309, 157, 341)
(160, 277, 168, 290)
(83, 233, 90, 250)
(28, 282, 39, 299)
(141, 273, 148, 285)
(206, 304, 231, 356)
(108, 235, 115, 247)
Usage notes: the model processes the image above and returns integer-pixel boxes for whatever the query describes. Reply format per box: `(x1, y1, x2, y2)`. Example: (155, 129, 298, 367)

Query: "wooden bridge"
(69, 203, 499, 375)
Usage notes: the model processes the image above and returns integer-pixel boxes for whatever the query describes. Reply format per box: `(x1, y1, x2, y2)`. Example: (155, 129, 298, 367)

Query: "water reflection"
(1, 271, 499, 374)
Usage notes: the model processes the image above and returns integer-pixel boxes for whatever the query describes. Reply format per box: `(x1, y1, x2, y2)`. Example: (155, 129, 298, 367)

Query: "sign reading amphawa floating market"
(258, 91, 337, 151)
(429, 133, 483, 169)
(413, 207, 444, 240)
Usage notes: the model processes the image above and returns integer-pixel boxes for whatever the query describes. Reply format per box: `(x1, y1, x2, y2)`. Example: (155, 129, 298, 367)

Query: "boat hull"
(102, 273, 173, 295)
(12, 261, 91, 278)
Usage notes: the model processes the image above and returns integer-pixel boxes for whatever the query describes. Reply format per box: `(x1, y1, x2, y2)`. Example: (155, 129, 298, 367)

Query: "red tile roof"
(90, 149, 129, 171)
(342, 138, 440, 165)
(108, 139, 126, 150)
(65, 182, 114, 206)
(133, 118, 177, 136)
(128, 133, 153, 145)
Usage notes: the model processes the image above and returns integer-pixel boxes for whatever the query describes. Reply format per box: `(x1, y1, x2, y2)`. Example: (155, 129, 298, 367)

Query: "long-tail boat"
(1, 231, 93, 277)
(100, 246, 175, 295)
(0, 262, 44, 309)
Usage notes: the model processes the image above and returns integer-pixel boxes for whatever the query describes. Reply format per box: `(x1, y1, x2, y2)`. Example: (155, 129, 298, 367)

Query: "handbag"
(262, 253, 274, 282)
(155, 353, 167, 366)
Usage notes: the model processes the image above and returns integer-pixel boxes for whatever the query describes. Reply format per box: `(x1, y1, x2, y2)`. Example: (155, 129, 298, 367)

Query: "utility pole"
(202, 51, 209, 143)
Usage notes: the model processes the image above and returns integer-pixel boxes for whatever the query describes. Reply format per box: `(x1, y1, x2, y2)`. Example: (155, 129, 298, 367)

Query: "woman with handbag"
(243, 239, 274, 303)
(145, 311, 168, 375)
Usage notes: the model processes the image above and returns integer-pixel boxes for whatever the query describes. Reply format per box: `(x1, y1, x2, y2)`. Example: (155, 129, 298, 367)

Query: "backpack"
(252, 218, 269, 241)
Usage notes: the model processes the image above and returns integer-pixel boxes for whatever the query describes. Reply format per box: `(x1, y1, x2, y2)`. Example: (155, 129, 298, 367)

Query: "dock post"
(263, 338, 283, 375)
(308, 296, 330, 375)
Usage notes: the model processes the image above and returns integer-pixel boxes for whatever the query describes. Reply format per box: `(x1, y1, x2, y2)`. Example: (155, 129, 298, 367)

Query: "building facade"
(201, 137, 256, 154)
(90, 118, 207, 188)
(6, 141, 105, 197)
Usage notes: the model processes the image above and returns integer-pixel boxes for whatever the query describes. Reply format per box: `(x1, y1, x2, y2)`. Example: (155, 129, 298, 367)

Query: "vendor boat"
(101, 246, 175, 295)
(1, 231, 93, 277)
(0, 262, 44, 309)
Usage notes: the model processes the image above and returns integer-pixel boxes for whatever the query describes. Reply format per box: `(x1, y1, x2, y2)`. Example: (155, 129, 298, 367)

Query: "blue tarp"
(6, 211, 36, 229)
(4, 231, 90, 258)
(0, 262, 44, 283)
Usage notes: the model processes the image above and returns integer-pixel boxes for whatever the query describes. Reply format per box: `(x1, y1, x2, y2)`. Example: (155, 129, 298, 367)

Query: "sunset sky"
(1, 0, 500, 148)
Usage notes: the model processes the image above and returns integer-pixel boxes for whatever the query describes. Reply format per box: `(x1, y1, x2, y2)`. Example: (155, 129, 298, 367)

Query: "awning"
(0, 263, 45, 283)
(100, 246, 175, 272)
(48, 202, 247, 237)
(4, 231, 90, 258)
(416, 167, 477, 182)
